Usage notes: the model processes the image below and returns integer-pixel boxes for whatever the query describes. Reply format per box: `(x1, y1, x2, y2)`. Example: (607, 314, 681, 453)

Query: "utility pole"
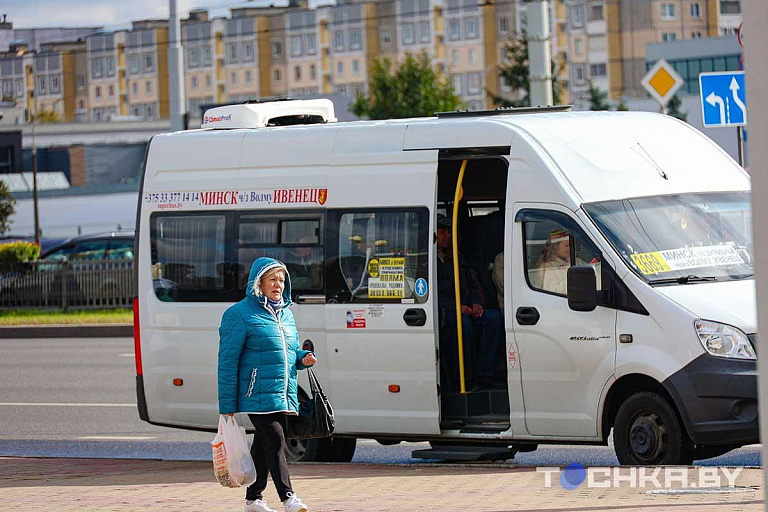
(168, 0, 186, 132)
(743, 3, 768, 511)
(524, 0, 553, 107)
(30, 89, 40, 246)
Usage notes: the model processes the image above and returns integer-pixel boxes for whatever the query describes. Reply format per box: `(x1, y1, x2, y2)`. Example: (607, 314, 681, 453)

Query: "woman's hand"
(302, 353, 317, 366)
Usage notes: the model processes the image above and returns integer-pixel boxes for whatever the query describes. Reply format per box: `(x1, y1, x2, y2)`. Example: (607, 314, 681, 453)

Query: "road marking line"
(0, 402, 136, 407)
(118, 353, 135, 358)
(78, 436, 156, 440)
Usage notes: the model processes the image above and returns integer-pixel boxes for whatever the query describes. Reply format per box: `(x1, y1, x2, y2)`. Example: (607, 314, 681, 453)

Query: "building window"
(246, 70, 252, 84)
(146, 80, 152, 93)
(498, 16, 508, 33)
(662, 32, 677, 42)
(228, 43, 238, 64)
(206, 74, 212, 87)
(465, 18, 478, 38)
(468, 48, 476, 65)
(661, 3, 677, 21)
(337, 61, 344, 75)
(306, 33, 317, 55)
(691, 31, 702, 39)
(108, 84, 114, 97)
(95, 85, 101, 98)
(106, 57, 115, 76)
(403, 24, 415, 44)
(189, 48, 200, 68)
(132, 82, 138, 94)
(419, 21, 430, 42)
(245, 43, 254, 62)
(204, 46, 212, 65)
(449, 20, 461, 41)
(380, 29, 391, 46)
(353, 60, 360, 75)
(468, 72, 481, 94)
(92, 59, 103, 78)
(76, 74, 85, 90)
(451, 49, 459, 66)
(720, 0, 740, 14)
(144, 54, 154, 72)
(129, 54, 139, 74)
(574, 64, 586, 84)
(274, 68, 282, 82)
(690, 2, 702, 19)
(146, 105, 153, 118)
(588, 4, 604, 21)
(292, 36, 303, 57)
(192, 76, 198, 88)
(272, 41, 282, 57)
(575, 38, 583, 55)
(570, 6, 584, 28)
(589, 63, 607, 77)
(350, 30, 362, 49)
(310, 64, 316, 79)
(335, 31, 346, 51)
(231, 72, 237, 84)
(78, 100, 85, 111)
(295, 65, 302, 81)
(50, 75, 61, 93)
(453, 74, 461, 94)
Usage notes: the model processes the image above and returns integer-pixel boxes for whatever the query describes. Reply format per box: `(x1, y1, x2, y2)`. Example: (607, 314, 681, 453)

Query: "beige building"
(182, 10, 225, 117)
(87, 31, 125, 121)
(0, 46, 29, 115)
(125, 20, 170, 120)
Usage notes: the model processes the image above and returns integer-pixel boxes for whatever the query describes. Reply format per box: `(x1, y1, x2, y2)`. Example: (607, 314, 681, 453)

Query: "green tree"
(666, 94, 687, 122)
(492, 33, 563, 108)
(35, 109, 61, 123)
(587, 80, 611, 111)
(0, 180, 15, 236)
(351, 52, 461, 120)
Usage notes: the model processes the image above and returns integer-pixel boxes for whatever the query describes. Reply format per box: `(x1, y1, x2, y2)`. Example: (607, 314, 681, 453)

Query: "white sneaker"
(283, 492, 308, 512)
(245, 499, 278, 512)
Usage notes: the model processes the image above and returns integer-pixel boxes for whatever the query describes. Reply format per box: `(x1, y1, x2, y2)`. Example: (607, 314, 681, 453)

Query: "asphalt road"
(0, 337, 761, 467)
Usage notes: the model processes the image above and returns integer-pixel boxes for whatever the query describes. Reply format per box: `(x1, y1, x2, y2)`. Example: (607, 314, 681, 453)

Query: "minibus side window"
(150, 212, 236, 302)
(522, 216, 604, 298)
(326, 208, 430, 304)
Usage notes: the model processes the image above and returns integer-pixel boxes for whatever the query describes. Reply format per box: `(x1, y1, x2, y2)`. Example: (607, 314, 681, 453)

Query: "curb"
(0, 324, 132, 338)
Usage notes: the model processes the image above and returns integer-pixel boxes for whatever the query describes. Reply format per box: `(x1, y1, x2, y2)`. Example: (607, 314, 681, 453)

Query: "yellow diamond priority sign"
(642, 58, 684, 107)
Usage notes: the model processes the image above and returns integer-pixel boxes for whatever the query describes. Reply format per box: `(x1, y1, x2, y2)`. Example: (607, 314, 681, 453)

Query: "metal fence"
(0, 259, 133, 310)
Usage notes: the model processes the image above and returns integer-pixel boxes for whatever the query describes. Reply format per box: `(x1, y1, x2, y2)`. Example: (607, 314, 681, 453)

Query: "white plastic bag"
(212, 415, 257, 488)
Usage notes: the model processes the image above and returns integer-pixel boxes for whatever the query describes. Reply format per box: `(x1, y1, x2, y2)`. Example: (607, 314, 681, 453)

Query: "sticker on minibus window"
(631, 245, 745, 275)
(142, 188, 328, 211)
(368, 257, 405, 298)
(346, 309, 366, 328)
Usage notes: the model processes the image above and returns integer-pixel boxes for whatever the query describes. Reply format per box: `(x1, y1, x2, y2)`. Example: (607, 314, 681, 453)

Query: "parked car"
(41, 231, 135, 262)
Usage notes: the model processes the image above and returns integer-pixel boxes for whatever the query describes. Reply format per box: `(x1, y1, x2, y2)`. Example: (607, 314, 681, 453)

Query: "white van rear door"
(322, 147, 440, 436)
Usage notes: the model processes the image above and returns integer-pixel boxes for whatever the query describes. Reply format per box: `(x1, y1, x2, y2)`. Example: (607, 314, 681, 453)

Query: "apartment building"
(606, 0, 720, 100)
(328, 2, 369, 98)
(182, 10, 225, 117)
(30, 41, 86, 123)
(0, 49, 28, 114)
(718, 0, 741, 36)
(125, 20, 170, 120)
(565, 1, 608, 109)
(87, 31, 125, 121)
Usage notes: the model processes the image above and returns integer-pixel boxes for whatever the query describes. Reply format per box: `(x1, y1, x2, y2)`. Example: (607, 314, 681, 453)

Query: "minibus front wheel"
(613, 391, 694, 466)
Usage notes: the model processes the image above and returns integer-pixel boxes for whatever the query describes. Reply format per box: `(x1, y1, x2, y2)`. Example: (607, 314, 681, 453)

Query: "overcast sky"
(3, 0, 299, 30)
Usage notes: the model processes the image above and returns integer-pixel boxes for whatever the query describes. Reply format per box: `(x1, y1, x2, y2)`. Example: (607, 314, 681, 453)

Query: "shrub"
(0, 241, 41, 263)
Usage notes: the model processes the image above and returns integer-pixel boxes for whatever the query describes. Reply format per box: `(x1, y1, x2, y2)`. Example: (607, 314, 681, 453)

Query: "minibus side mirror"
(567, 265, 597, 312)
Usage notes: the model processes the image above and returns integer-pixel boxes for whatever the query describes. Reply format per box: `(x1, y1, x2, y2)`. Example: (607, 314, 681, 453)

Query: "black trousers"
(246, 413, 294, 502)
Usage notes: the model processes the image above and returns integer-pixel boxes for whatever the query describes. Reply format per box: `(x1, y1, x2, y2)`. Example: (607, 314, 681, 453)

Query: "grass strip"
(0, 308, 132, 325)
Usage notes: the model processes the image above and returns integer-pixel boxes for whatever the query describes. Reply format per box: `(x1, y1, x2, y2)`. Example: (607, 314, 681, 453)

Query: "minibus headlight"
(695, 320, 756, 360)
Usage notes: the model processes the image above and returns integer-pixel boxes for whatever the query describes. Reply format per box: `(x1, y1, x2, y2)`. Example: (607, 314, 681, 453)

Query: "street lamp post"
(30, 89, 40, 246)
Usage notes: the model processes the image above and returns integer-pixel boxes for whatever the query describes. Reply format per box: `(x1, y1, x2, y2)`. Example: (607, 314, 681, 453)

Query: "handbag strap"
(307, 367, 324, 395)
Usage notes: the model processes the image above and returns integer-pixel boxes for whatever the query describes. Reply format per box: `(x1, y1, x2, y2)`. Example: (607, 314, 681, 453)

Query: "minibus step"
(411, 445, 517, 462)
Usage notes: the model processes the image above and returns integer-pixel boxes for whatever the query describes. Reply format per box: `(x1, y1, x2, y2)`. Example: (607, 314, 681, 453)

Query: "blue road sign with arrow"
(699, 71, 747, 128)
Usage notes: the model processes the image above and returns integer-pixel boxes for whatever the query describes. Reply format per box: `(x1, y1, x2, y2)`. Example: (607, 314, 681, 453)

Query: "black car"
(41, 231, 135, 263)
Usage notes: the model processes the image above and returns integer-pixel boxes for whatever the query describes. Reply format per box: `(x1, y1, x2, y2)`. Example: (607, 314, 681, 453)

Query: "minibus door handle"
(516, 307, 540, 325)
(403, 308, 427, 326)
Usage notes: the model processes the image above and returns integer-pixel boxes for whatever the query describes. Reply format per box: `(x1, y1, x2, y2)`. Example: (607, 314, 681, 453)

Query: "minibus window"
(326, 208, 430, 304)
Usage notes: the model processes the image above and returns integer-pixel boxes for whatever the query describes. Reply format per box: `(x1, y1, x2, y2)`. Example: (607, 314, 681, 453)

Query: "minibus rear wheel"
(613, 392, 694, 466)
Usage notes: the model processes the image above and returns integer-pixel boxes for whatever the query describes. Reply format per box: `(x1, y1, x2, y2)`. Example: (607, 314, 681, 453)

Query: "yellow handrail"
(452, 160, 468, 394)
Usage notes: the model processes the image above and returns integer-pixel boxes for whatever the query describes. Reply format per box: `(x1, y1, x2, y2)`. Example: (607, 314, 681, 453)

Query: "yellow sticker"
(630, 252, 673, 275)
(367, 258, 379, 277)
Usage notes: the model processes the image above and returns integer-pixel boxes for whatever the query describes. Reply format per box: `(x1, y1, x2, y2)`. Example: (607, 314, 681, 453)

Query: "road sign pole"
(737, 126, 744, 167)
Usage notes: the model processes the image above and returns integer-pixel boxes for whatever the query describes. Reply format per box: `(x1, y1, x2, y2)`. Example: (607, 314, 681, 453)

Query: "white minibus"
(134, 99, 757, 465)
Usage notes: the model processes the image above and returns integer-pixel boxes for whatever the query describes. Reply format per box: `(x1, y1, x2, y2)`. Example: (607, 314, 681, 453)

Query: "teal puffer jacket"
(218, 257, 312, 415)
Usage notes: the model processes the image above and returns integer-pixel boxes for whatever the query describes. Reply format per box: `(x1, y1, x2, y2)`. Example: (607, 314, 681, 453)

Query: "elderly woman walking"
(218, 257, 317, 512)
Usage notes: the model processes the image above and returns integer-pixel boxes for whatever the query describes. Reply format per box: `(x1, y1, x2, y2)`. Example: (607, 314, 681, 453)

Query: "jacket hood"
(247, 257, 293, 307)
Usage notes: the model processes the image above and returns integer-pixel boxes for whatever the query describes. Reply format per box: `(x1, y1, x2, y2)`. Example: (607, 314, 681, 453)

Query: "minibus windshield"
(584, 192, 753, 285)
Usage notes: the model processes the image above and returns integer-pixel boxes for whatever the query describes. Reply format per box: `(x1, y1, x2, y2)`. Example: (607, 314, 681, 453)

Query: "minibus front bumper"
(663, 353, 759, 446)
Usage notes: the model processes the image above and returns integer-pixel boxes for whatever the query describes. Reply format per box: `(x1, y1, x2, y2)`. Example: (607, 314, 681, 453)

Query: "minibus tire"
(284, 437, 356, 463)
(613, 392, 694, 466)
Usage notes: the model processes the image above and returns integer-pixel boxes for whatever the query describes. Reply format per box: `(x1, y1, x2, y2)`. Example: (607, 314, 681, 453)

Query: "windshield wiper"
(648, 275, 719, 285)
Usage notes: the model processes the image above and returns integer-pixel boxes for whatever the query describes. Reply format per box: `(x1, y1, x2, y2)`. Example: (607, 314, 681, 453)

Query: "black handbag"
(285, 367, 335, 439)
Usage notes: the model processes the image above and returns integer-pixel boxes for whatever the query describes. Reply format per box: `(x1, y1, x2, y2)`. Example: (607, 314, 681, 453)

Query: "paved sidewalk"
(0, 457, 763, 511)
